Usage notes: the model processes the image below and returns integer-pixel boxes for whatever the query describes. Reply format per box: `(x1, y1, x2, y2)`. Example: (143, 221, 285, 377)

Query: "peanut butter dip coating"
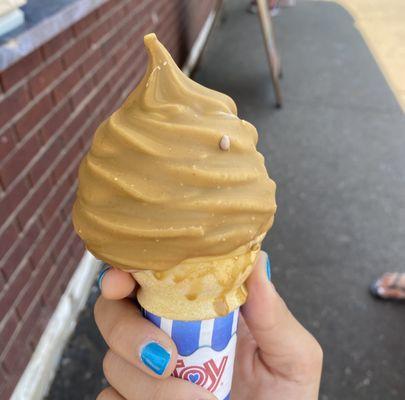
(72, 33, 276, 272)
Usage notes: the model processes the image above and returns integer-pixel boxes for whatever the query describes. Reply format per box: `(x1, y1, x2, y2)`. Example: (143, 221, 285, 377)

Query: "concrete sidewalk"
(47, 1, 405, 399)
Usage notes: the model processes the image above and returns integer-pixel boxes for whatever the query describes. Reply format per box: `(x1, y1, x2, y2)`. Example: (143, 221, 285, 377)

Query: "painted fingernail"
(140, 342, 171, 375)
(97, 266, 111, 290)
(266, 254, 271, 281)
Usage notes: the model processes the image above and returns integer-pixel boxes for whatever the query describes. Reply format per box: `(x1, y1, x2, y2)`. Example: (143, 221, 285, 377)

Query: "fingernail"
(140, 342, 171, 375)
(97, 266, 110, 290)
(377, 287, 385, 296)
(266, 254, 271, 281)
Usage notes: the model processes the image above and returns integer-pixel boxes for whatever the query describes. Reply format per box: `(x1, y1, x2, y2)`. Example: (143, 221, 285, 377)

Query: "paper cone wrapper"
(144, 308, 239, 400)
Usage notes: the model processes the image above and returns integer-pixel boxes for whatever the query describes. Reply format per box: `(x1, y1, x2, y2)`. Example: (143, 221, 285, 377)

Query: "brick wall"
(0, 0, 215, 397)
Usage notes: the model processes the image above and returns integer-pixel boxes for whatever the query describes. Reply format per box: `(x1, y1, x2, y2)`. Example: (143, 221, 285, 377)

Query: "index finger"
(98, 266, 136, 300)
(95, 295, 178, 379)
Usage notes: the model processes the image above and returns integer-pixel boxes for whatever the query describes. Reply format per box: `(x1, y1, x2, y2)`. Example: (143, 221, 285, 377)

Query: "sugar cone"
(133, 235, 264, 320)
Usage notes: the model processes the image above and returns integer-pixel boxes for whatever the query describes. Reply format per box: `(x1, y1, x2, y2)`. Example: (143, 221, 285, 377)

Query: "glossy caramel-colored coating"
(72, 33, 276, 273)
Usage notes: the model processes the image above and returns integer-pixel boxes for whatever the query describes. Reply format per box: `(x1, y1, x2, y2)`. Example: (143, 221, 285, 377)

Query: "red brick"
(93, 57, 114, 85)
(108, 3, 126, 29)
(43, 290, 60, 316)
(0, 179, 30, 226)
(17, 178, 53, 228)
(1, 222, 41, 279)
(0, 126, 16, 160)
(124, 0, 143, 14)
(72, 11, 98, 37)
(58, 235, 74, 265)
(40, 102, 71, 143)
(2, 301, 40, 374)
(85, 80, 109, 115)
(61, 186, 76, 216)
(0, 134, 40, 188)
(0, 312, 18, 350)
(61, 107, 88, 144)
(29, 140, 62, 184)
(41, 29, 74, 59)
(0, 368, 19, 400)
(51, 223, 73, 260)
(29, 216, 61, 267)
(15, 94, 53, 139)
(100, 27, 125, 57)
(0, 85, 30, 126)
(58, 257, 76, 294)
(42, 178, 70, 221)
(70, 77, 93, 108)
(57, 239, 74, 267)
(63, 238, 77, 266)
(29, 58, 64, 96)
(96, 0, 117, 18)
(0, 50, 44, 91)
(20, 300, 42, 339)
(2, 339, 31, 377)
(70, 235, 84, 261)
(62, 37, 89, 67)
(53, 67, 82, 103)
(89, 19, 111, 45)
(0, 261, 31, 320)
(111, 42, 128, 66)
(80, 116, 99, 147)
(52, 140, 82, 182)
(108, 89, 121, 113)
(16, 258, 52, 318)
(0, 223, 18, 260)
(28, 306, 49, 350)
(41, 263, 60, 305)
(80, 47, 102, 76)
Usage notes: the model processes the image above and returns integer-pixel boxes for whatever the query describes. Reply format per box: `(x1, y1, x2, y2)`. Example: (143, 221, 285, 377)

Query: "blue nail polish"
(97, 266, 110, 290)
(266, 255, 271, 281)
(140, 342, 171, 375)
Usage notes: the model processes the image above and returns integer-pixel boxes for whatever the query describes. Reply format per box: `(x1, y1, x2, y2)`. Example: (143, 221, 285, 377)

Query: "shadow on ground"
(48, 1, 405, 399)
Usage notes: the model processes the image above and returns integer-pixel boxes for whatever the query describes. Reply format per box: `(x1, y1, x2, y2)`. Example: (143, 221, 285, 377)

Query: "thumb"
(241, 251, 323, 382)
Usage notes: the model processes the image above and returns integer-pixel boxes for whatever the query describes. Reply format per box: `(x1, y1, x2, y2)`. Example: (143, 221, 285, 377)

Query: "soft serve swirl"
(72, 33, 276, 271)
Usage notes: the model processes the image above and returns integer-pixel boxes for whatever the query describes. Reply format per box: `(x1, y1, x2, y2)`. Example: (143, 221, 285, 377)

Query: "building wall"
(0, 0, 215, 397)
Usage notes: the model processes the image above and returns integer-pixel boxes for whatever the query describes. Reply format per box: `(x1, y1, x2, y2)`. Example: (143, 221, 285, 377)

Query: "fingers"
(377, 287, 405, 299)
(242, 251, 323, 383)
(103, 350, 216, 400)
(98, 267, 136, 299)
(96, 387, 125, 400)
(95, 295, 177, 378)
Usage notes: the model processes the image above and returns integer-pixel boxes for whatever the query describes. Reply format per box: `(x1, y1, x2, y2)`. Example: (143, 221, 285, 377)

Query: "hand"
(94, 252, 322, 400)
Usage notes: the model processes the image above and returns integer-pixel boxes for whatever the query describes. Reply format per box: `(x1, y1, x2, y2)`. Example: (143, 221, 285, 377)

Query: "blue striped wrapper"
(144, 309, 239, 400)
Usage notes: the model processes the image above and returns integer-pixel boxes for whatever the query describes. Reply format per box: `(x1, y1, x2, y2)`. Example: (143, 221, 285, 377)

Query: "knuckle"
(102, 351, 114, 381)
(94, 296, 103, 320)
(94, 296, 107, 328)
(108, 318, 129, 350)
(294, 340, 323, 381)
(310, 341, 324, 371)
(96, 388, 110, 400)
(150, 380, 170, 400)
(306, 340, 323, 368)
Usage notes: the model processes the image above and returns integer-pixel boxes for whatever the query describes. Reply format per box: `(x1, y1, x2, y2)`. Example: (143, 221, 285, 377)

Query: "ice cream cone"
(72, 32, 277, 400)
(134, 234, 264, 321)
